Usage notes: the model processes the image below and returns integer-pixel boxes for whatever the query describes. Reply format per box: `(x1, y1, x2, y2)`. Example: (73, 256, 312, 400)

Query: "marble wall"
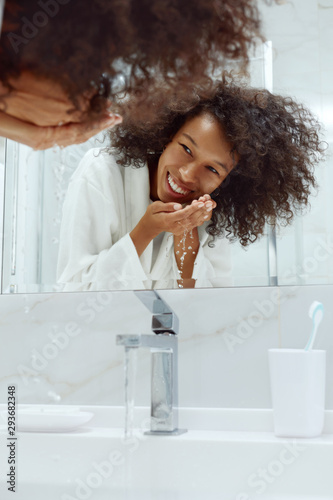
(260, 0, 333, 284)
(0, 286, 332, 410)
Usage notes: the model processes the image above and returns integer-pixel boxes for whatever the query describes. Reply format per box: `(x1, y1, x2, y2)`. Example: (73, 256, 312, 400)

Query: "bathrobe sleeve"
(56, 149, 148, 290)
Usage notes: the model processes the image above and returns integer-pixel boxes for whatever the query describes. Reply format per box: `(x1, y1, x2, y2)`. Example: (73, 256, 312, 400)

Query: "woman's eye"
(207, 166, 219, 175)
(180, 143, 191, 155)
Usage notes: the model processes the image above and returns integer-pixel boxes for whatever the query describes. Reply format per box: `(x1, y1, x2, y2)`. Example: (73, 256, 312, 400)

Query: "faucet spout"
(117, 291, 186, 435)
(117, 331, 186, 435)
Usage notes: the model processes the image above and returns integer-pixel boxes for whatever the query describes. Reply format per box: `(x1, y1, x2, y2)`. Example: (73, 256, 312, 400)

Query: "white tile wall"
(0, 287, 331, 409)
(260, 0, 333, 284)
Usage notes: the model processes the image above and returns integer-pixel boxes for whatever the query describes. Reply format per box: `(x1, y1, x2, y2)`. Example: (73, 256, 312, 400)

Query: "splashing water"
(176, 229, 195, 288)
(124, 347, 138, 439)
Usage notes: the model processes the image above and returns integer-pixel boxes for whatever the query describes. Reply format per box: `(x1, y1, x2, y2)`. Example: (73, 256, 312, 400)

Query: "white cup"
(268, 349, 326, 438)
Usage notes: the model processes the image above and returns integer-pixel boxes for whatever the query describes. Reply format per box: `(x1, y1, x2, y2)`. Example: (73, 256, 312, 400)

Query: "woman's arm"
(57, 151, 150, 290)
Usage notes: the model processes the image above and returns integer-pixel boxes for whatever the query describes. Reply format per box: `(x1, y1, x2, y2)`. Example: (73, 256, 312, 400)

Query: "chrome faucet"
(116, 291, 186, 435)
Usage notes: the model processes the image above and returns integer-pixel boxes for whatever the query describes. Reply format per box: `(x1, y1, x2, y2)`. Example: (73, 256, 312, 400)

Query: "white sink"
(0, 406, 332, 500)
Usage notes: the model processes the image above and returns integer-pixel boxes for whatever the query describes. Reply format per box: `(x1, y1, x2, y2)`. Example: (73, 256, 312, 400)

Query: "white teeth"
(168, 174, 190, 195)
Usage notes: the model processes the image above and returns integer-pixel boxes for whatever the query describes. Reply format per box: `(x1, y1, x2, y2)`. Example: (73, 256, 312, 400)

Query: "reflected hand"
(175, 194, 217, 234)
(130, 195, 217, 257)
(142, 197, 215, 237)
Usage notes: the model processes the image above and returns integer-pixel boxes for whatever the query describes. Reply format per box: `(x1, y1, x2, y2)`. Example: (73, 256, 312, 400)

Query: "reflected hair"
(109, 76, 326, 246)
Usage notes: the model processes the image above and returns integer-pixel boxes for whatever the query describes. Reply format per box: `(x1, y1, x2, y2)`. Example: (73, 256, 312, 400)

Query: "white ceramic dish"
(0, 406, 94, 432)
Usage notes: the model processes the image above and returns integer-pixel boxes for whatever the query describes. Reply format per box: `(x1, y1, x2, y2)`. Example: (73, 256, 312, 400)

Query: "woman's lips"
(166, 172, 192, 198)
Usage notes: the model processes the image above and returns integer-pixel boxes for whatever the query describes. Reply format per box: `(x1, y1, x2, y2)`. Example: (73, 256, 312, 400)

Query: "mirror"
(1, 0, 332, 293)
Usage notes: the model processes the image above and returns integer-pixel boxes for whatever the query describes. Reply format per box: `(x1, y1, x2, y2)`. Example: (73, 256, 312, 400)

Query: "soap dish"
(1, 406, 94, 432)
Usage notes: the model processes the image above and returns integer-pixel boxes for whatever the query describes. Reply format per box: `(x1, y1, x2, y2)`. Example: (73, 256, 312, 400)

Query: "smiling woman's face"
(150, 112, 237, 203)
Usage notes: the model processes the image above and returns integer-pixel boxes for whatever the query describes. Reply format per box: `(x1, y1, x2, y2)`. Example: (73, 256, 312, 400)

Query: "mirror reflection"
(57, 80, 323, 291)
(2, 44, 278, 292)
(1, 0, 332, 293)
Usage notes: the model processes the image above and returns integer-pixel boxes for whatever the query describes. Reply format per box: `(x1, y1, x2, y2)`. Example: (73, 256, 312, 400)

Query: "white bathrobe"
(57, 148, 233, 290)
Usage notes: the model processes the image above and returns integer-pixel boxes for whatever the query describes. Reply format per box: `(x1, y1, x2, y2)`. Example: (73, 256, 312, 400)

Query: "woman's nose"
(179, 163, 198, 185)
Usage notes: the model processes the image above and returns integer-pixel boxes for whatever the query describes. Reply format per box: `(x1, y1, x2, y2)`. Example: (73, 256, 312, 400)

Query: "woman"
(57, 79, 325, 290)
(0, 0, 270, 149)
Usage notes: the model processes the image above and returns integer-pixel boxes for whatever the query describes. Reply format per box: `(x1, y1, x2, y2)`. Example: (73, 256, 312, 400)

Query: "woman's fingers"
(196, 194, 211, 203)
(33, 113, 123, 150)
(0, 110, 123, 150)
(175, 199, 216, 230)
(148, 197, 216, 236)
(155, 198, 215, 222)
(150, 202, 183, 213)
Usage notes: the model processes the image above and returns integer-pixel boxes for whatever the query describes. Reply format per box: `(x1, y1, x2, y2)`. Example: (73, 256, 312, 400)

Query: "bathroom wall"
(260, 0, 333, 284)
(0, 285, 332, 409)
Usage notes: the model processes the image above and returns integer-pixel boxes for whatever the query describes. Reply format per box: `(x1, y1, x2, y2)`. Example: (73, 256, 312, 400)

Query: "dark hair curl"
(0, 0, 272, 115)
(109, 78, 326, 246)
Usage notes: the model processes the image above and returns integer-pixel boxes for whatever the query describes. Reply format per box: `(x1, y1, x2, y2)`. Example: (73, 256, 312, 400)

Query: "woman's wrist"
(129, 216, 160, 257)
(0, 111, 36, 146)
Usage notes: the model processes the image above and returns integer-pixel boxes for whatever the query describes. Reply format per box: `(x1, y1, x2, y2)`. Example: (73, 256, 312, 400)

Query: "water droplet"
(24, 306, 30, 314)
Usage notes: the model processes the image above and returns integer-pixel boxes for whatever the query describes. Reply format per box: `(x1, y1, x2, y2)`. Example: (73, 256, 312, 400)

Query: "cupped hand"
(142, 194, 216, 237)
(0, 70, 122, 149)
(180, 195, 217, 231)
(0, 110, 122, 150)
(0, 71, 102, 127)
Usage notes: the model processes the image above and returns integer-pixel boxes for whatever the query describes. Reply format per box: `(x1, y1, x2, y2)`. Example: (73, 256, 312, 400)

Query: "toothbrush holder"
(268, 348, 326, 438)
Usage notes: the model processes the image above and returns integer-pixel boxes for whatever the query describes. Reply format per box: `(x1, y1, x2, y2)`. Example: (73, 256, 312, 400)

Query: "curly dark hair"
(109, 78, 326, 246)
(0, 0, 272, 114)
